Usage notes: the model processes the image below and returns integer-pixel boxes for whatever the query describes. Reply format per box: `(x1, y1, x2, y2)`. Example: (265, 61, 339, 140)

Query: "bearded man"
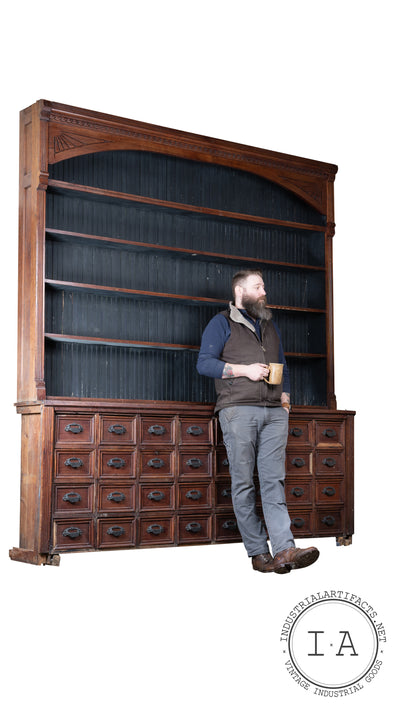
(197, 270, 319, 573)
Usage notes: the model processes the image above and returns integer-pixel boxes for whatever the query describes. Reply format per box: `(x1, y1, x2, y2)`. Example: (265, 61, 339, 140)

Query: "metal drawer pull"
(64, 457, 84, 469)
(186, 489, 202, 501)
(106, 525, 125, 537)
(65, 423, 83, 434)
(290, 486, 304, 498)
(290, 427, 303, 437)
(322, 486, 336, 497)
(108, 424, 127, 435)
(186, 425, 203, 436)
(147, 524, 164, 535)
(323, 428, 337, 438)
(185, 522, 202, 533)
(222, 458, 229, 467)
(148, 490, 165, 502)
(291, 517, 305, 528)
(322, 515, 336, 526)
(291, 457, 305, 468)
(221, 487, 232, 498)
(186, 458, 202, 468)
(62, 491, 82, 504)
(107, 491, 126, 502)
(322, 457, 336, 468)
(222, 519, 237, 530)
(107, 457, 126, 469)
(148, 424, 166, 436)
(147, 458, 165, 468)
(62, 526, 82, 539)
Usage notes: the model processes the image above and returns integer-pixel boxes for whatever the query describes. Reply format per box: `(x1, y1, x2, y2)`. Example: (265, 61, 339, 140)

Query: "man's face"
(240, 275, 268, 318)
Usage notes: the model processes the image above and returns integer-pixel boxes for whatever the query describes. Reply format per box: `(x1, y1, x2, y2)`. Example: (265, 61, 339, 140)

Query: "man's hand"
(222, 362, 269, 381)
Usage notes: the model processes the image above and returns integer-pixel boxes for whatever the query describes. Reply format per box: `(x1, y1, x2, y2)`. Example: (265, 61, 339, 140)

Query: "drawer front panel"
(55, 415, 95, 444)
(215, 480, 233, 507)
(52, 518, 94, 550)
(216, 449, 230, 474)
(215, 514, 241, 541)
(289, 509, 312, 535)
(55, 451, 94, 478)
(287, 421, 313, 446)
(139, 484, 175, 511)
(98, 484, 135, 512)
(178, 450, 212, 478)
(99, 450, 136, 477)
(315, 477, 344, 504)
(137, 517, 175, 546)
(315, 451, 344, 474)
(54, 484, 94, 513)
(314, 507, 344, 534)
(178, 483, 212, 509)
(140, 418, 175, 445)
(316, 421, 345, 446)
(97, 518, 135, 548)
(285, 477, 312, 505)
(100, 417, 136, 444)
(139, 450, 174, 478)
(179, 419, 213, 445)
(286, 451, 312, 475)
(178, 515, 212, 544)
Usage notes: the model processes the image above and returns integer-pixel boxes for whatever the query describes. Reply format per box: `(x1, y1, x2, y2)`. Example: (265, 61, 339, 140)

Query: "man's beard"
(242, 295, 272, 321)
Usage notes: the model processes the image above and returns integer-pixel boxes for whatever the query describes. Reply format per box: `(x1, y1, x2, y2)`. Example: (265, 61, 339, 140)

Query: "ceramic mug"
(264, 362, 283, 385)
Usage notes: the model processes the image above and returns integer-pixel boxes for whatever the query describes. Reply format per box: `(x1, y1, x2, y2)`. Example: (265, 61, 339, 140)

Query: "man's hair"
(231, 270, 263, 298)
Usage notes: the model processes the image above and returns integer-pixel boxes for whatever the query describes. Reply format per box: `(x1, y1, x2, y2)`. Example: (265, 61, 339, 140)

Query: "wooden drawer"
(54, 451, 94, 478)
(215, 480, 233, 507)
(286, 451, 312, 474)
(315, 451, 344, 474)
(98, 483, 135, 512)
(178, 450, 213, 478)
(179, 418, 213, 445)
(315, 420, 345, 446)
(139, 483, 175, 511)
(53, 484, 94, 514)
(178, 483, 212, 509)
(100, 416, 136, 444)
(215, 514, 241, 542)
(55, 415, 95, 444)
(285, 477, 312, 505)
(216, 448, 230, 474)
(314, 506, 344, 534)
(289, 509, 313, 535)
(315, 477, 344, 504)
(137, 516, 175, 546)
(52, 518, 94, 551)
(138, 450, 174, 478)
(140, 417, 175, 445)
(178, 515, 212, 544)
(99, 450, 136, 477)
(287, 420, 313, 446)
(97, 518, 135, 548)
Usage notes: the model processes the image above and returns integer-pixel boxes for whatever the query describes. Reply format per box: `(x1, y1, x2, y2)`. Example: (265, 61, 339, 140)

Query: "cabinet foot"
(336, 535, 353, 546)
(9, 547, 60, 566)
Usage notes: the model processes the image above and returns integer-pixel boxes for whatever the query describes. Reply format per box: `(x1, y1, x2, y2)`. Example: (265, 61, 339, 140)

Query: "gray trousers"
(219, 405, 295, 557)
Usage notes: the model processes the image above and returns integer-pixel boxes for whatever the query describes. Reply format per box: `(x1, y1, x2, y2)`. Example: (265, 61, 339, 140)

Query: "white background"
(1, 1, 398, 708)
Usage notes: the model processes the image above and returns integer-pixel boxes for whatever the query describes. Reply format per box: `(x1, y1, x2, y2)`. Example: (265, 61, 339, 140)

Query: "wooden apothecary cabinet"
(10, 101, 354, 565)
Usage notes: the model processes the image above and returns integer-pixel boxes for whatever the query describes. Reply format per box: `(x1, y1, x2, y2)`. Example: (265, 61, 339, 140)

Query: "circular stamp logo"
(280, 591, 386, 698)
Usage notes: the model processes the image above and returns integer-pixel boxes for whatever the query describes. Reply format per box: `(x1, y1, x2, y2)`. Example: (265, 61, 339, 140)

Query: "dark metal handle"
(148, 424, 166, 436)
(107, 457, 126, 469)
(62, 491, 82, 504)
(222, 458, 229, 467)
(147, 457, 165, 469)
(108, 424, 127, 435)
(322, 515, 336, 526)
(65, 423, 83, 434)
(323, 428, 337, 438)
(291, 457, 305, 468)
(106, 525, 125, 537)
(322, 486, 336, 497)
(291, 517, 305, 528)
(147, 524, 164, 535)
(186, 458, 202, 468)
(62, 526, 82, 539)
(185, 522, 202, 533)
(148, 490, 165, 502)
(64, 457, 84, 469)
(186, 489, 202, 501)
(289, 427, 303, 437)
(221, 487, 232, 498)
(290, 486, 304, 498)
(322, 457, 336, 468)
(222, 519, 237, 531)
(106, 491, 126, 503)
(186, 425, 203, 436)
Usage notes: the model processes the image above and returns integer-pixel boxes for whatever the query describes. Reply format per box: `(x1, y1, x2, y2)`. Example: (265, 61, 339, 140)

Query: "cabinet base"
(336, 535, 353, 546)
(9, 547, 61, 566)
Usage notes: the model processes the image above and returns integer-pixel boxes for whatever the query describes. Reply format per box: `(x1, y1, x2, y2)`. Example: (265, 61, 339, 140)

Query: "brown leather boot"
(272, 546, 320, 574)
(251, 552, 274, 572)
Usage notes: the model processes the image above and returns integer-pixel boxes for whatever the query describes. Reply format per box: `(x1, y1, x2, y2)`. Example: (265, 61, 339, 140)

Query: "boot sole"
(274, 548, 319, 574)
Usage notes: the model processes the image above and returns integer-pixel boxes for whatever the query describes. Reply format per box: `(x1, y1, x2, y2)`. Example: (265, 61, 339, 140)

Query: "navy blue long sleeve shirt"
(196, 309, 290, 393)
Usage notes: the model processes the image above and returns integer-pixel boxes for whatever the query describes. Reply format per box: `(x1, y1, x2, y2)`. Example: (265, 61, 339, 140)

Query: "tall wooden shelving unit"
(10, 101, 354, 565)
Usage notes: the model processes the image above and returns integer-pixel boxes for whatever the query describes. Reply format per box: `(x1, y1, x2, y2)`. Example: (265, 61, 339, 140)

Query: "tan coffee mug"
(264, 362, 283, 385)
